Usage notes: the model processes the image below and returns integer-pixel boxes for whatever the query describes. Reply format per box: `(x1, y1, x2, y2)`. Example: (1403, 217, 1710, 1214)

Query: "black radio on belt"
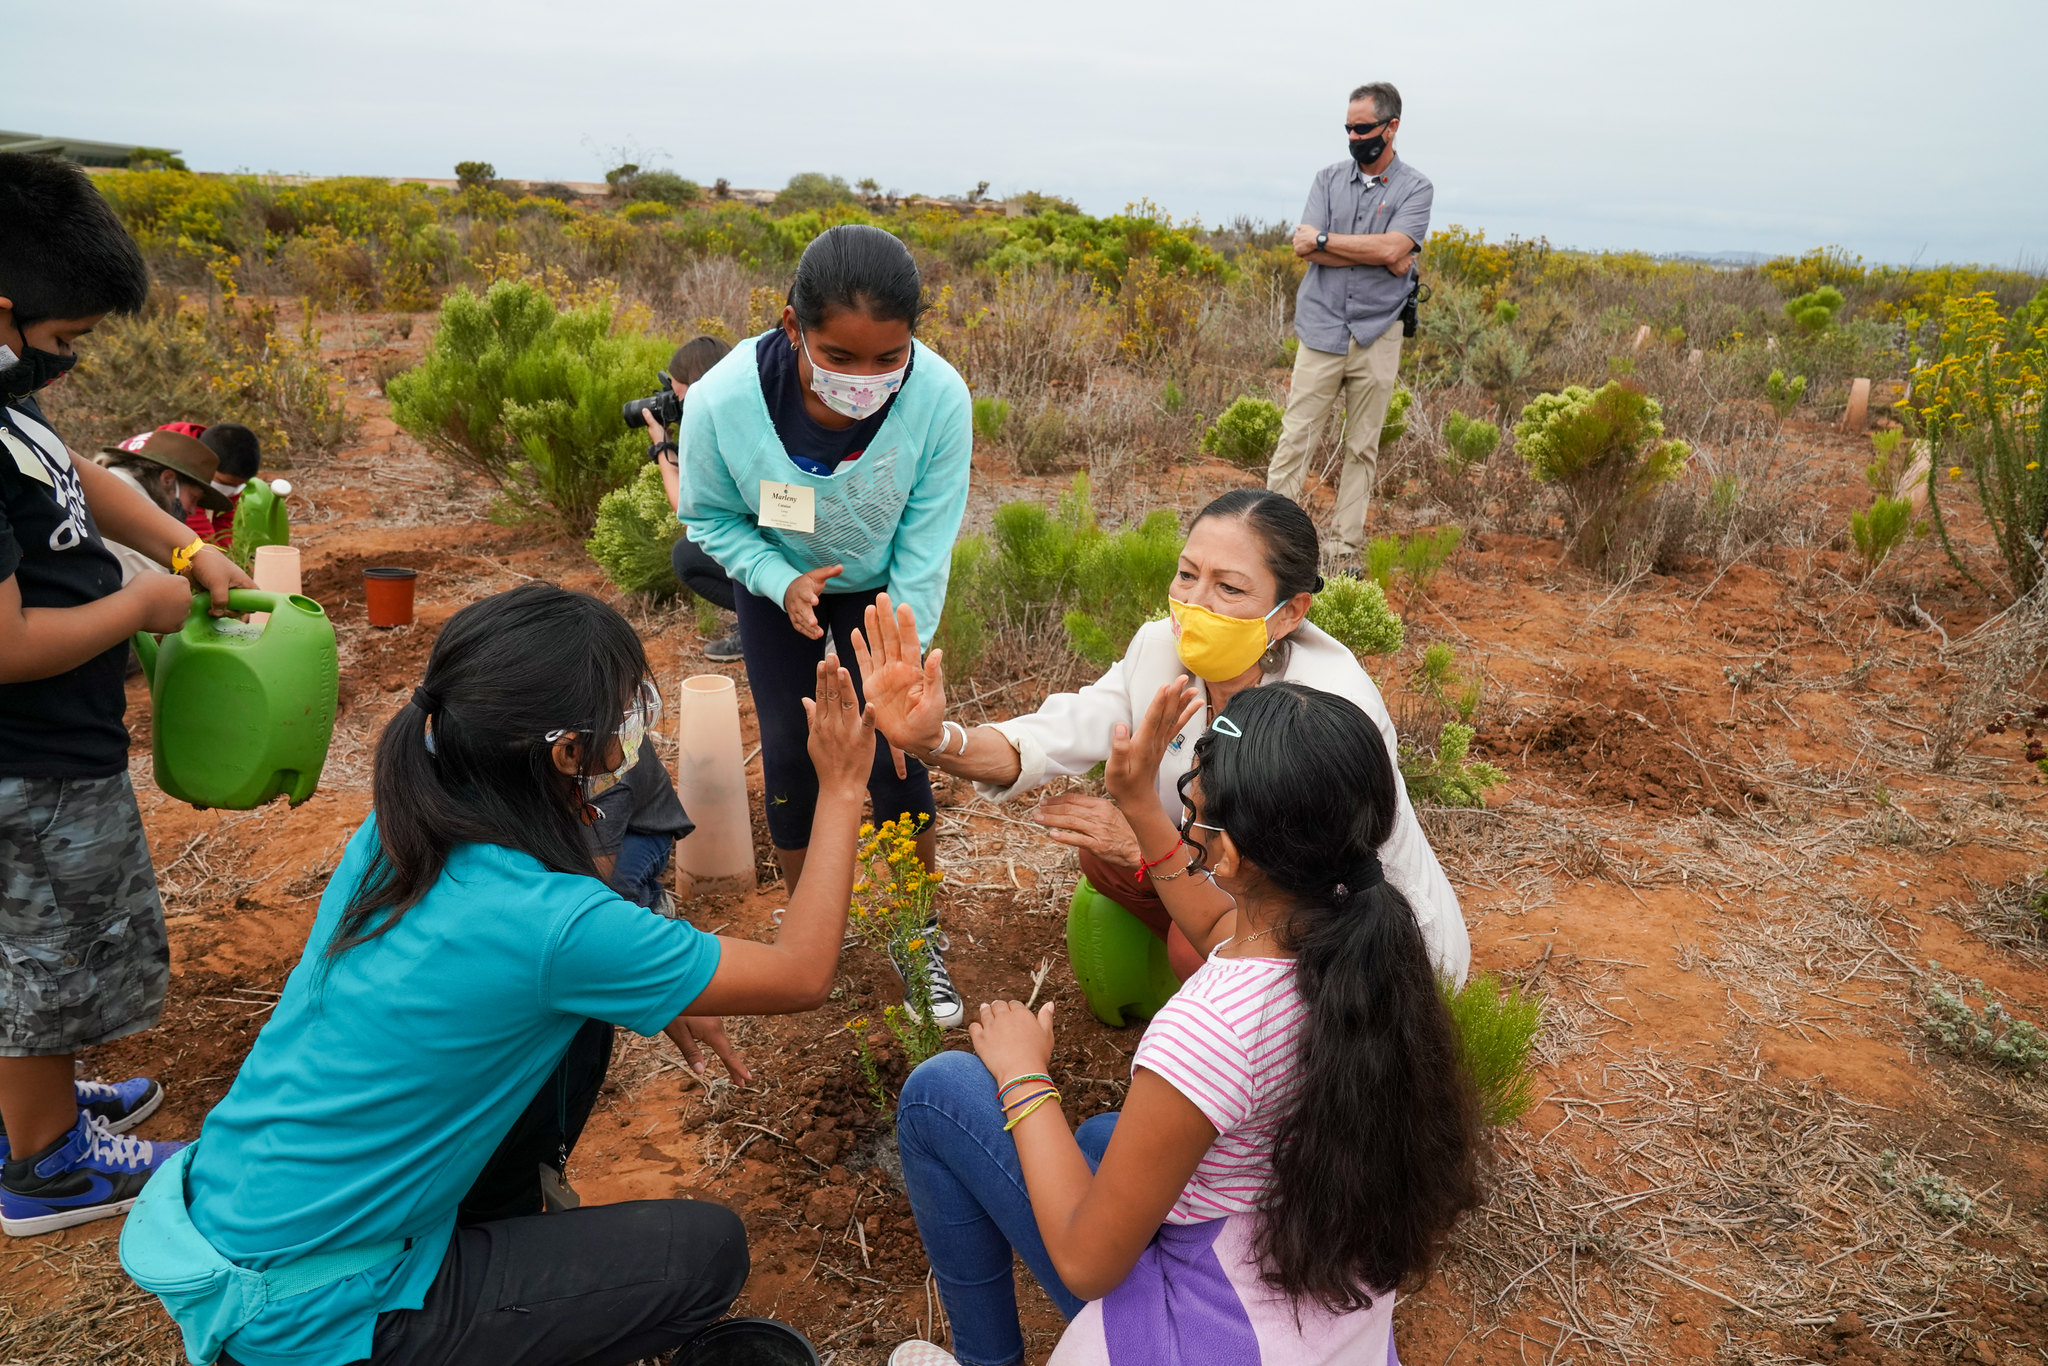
(1400, 274, 1432, 338)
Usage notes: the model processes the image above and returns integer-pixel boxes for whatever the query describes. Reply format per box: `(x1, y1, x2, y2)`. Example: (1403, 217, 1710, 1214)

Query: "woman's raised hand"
(1105, 675, 1202, 807)
(849, 593, 948, 754)
(802, 656, 877, 798)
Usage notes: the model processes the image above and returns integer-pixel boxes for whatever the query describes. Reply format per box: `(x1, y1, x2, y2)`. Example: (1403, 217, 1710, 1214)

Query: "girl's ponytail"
(330, 583, 649, 958)
(1186, 684, 1480, 1311)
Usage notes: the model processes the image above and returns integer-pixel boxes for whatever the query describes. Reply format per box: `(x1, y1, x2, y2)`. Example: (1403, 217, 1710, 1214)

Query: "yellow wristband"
(1003, 1089, 1061, 1131)
(170, 537, 206, 576)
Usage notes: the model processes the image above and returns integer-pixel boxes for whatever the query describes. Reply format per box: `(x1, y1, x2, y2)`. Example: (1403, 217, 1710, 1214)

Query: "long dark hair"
(330, 583, 650, 958)
(789, 224, 927, 331)
(1189, 489, 1325, 605)
(1179, 682, 1480, 1311)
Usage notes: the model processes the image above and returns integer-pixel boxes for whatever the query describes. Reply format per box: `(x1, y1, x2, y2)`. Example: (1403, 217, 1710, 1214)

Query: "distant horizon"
(17, 0, 2045, 273)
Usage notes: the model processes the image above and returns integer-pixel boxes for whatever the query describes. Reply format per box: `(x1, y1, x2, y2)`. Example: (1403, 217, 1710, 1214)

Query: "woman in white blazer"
(853, 489, 1469, 985)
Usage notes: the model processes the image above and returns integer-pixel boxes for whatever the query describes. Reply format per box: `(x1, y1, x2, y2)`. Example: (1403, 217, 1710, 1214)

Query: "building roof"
(0, 130, 177, 168)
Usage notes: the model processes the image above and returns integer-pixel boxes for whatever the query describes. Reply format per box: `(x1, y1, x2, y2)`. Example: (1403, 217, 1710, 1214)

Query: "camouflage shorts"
(0, 773, 169, 1056)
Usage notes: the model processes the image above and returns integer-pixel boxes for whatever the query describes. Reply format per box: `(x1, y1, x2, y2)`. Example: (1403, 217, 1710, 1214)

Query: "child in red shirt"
(166, 422, 260, 547)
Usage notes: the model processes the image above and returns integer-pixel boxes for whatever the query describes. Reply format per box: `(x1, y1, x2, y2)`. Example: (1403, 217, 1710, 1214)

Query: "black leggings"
(225, 1020, 747, 1366)
(671, 536, 735, 612)
(732, 584, 936, 850)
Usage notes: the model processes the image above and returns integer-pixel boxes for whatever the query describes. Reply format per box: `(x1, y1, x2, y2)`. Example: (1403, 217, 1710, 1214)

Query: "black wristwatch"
(1316, 230, 1329, 252)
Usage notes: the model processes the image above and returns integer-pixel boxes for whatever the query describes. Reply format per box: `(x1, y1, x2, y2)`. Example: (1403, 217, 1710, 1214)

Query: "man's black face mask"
(1348, 131, 1388, 168)
(0, 344, 77, 403)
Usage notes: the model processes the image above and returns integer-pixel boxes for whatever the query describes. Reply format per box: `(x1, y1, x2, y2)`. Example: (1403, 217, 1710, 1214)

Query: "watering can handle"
(131, 591, 294, 682)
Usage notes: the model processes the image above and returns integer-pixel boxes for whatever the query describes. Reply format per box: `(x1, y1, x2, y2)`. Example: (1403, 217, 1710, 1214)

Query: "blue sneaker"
(0, 1076, 162, 1160)
(0, 1112, 185, 1237)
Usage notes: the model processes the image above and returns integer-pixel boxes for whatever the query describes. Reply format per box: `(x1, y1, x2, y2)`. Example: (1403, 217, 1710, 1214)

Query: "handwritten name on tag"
(758, 480, 816, 534)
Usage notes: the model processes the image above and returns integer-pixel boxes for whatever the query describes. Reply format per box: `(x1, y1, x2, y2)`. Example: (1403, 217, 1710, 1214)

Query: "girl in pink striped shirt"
(890, 681, 1482, 1366)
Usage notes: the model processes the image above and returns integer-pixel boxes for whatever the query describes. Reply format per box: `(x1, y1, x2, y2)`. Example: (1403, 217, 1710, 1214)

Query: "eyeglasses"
(1344, 120, 1393, 136)
(546, 679, 662, 747)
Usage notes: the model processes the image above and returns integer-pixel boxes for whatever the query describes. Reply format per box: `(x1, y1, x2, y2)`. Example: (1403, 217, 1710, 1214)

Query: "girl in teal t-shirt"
(123, 583, 882, 1366)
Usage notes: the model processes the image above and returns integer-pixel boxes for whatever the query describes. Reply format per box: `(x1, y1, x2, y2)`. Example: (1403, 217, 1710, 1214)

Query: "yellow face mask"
(1168, 598, 1285, 682)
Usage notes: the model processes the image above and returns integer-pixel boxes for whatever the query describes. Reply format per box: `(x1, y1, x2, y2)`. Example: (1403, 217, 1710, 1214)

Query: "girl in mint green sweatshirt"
(676, 224, 972, 1028)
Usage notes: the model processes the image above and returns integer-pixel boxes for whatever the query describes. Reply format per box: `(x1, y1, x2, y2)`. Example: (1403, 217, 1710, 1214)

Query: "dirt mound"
(303, 550, 461, 714)
(1487, 673, 1769, 815)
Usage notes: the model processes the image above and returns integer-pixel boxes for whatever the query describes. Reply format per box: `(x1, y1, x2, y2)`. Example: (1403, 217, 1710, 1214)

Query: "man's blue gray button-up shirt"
(1292, 155, 1434, 355)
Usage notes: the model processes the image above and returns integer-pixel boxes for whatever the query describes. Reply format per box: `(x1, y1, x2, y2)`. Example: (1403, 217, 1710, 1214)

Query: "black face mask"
(1348, 133, 1388, 169)
(0, 344, 77, 403)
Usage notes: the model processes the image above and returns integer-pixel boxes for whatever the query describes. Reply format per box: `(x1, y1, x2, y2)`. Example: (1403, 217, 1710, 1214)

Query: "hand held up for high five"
(1104, 675, 1202, 807)
(802, 655, 877, 797)
(783, 563, 843, 640)
(848, 592, 948, 753)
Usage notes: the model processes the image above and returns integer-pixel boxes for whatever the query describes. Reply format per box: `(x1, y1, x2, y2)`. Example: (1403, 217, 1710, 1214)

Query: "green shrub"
(1866, 427, 1907, 493)
(1442, 972, 1543, 1126)
(1064, 511, 1184, 667)
(620, 170, 700, 205)
(1441, 409, 1501, 469)
(1379, 385, 1414, 447)
(1401, 721, 1505, 809)
(1513, 381, 1690, 565)
(1306, 577, 1405, 657)
(776, 172, 858, 215)
(1012, 405, 1073, 474)
(972, 395, 1011, 442)
(1919, 969, 2048, 1075)
(1849, 495, 1915, 574)
(387, 280, 670, 532)
(454, 160, 496, 190)
(1160, 379, 1187, 415)
(1785, 285, 1845, 334)
(934, 537, 991, 676)
(1918, 293, 2048, 600)
(1764, 368, 1808, 418)
(1413, 641, 1481, 721)
(1201, 396, 1285, 467)
(587, 463, 684, 596)
(1360, 527, 1463, 595)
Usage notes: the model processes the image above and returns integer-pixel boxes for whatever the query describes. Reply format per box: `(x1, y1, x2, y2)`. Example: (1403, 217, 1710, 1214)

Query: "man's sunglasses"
(1344, 120, 1394, 136)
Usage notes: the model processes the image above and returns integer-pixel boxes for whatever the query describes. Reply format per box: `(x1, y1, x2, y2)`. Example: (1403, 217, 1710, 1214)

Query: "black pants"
(225, 1020, 747, 1366)
(671, 537, 735, 612)
(732, 584, 936, 850)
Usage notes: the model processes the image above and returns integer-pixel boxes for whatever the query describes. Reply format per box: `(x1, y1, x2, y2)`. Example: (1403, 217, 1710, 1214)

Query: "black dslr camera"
(621, 372, 682, 431)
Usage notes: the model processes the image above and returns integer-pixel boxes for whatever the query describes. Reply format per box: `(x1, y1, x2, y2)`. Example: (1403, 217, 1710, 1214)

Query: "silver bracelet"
(930, 720, 967, 756)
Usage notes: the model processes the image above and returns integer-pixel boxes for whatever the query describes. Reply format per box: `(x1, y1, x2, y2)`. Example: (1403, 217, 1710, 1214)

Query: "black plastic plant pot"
(675, 1317, 820, 1366)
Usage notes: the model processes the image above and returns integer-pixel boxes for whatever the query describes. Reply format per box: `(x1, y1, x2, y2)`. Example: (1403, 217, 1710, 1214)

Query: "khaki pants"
(1266, 326, 1403, 558)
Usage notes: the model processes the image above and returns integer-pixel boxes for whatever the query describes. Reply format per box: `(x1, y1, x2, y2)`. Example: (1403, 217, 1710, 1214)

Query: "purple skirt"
(1047, 1215, 1397, 1366)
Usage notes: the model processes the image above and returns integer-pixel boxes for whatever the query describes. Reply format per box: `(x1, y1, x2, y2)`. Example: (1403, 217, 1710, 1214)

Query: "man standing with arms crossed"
(1268, 81, 1432, 570)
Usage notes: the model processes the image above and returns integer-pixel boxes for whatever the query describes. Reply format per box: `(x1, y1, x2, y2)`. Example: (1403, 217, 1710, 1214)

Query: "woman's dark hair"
(1179, 682, 1480, 1311)
(0, 152, 149, 324)
(668, 335, 731, 386)
(199, 423, 262, 481)
(1190, 489, 1325, 606)
(330, 583, 650, 958)
(788, 224, 926, 332)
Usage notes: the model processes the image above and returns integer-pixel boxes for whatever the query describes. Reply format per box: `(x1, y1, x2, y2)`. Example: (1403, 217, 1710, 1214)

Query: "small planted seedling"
(1919, 967, 2048, 1076)
(1441, 409, 1501, 470)
(1380, 386, 1415, 447)
(972, 395, 1011, 443)
(1764, 368, 1807, 419)
(1400, 720, 1505, 809)
(1849, 495, 1916, 574)
(1442, 971, 1543, 1126)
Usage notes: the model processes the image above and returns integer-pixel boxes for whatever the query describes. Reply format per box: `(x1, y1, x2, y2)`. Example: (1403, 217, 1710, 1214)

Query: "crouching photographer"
(629, 336, 742, 662)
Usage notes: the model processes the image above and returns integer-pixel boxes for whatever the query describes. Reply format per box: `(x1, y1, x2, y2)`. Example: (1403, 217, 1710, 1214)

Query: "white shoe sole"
(1, 1193, 141, 1237)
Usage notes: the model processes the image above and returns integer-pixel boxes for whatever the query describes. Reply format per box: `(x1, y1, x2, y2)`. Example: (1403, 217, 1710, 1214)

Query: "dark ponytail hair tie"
(1334, 854, 1384, 899)
(411, 686, 441, 714)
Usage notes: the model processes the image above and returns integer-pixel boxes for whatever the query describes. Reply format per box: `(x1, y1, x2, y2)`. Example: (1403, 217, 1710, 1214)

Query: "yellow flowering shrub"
(850, 814, 947, 1070)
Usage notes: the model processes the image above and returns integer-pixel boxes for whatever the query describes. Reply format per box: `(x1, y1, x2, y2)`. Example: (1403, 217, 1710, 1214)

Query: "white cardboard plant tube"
(674, 674, 757, 895)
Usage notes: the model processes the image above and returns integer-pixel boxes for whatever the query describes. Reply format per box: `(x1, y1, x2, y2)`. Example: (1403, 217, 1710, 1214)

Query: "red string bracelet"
(1136, 837, 1187, 884)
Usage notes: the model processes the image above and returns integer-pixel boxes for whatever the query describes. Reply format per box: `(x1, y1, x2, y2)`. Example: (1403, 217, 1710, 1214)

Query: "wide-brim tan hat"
(100, 430, 232, 512)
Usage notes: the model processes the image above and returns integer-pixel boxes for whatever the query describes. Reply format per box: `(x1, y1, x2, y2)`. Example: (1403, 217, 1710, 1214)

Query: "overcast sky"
(15, 0, 2046, 267)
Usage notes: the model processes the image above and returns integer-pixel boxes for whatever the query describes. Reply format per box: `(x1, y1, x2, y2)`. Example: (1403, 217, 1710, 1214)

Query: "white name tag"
(758, 480, 816, 534)
(2, 429, 53, 487)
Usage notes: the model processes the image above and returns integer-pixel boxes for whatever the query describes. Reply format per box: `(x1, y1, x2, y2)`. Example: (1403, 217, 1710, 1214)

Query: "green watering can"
(1066, 877, 1180, 1028)
(132, 589, 337, 810)
(227, 476, 290, 571)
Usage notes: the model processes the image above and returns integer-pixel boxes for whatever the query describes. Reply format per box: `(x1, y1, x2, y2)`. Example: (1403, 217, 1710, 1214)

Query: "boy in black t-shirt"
(0, 153, 255, 1235)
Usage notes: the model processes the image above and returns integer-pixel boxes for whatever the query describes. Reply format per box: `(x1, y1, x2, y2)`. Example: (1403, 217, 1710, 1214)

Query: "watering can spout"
(131, 631, 158, 683)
